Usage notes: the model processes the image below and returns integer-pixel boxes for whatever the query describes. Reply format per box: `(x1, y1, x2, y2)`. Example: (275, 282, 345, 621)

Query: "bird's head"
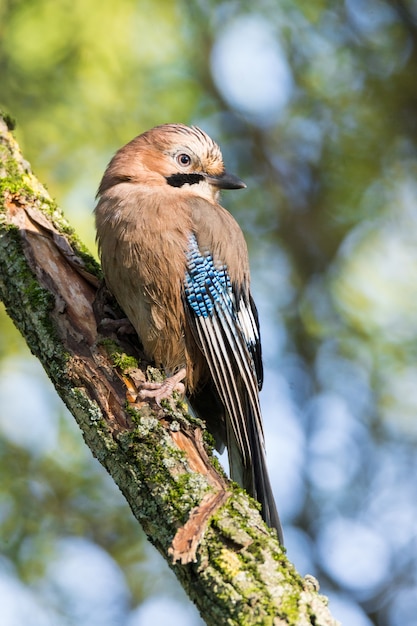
(97, 123, 246, 202)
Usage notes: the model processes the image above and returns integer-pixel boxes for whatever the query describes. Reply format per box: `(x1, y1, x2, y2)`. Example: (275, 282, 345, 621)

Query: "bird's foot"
(139, 368, 186, 405)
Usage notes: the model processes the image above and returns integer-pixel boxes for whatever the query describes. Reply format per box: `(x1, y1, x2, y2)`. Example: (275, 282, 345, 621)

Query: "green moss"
(174, 396, 189, 413)
(40, 200, 101, 278)
(73, 245, 101, 278)
(112, 352, 138, 371)
(0, 145, 43, 203)
(278, 593, 301, 623)
(202, 429, 215, 449)
(1, 111, 16, 131)
(98, 337, 120, 353)
(125, 402, 143, 424)
(0, 224, 61, 357)
(0, 178, 33, 203)
(24, 275, 54, 311)
(99, 338, 139, 372)
(0, 145, 22, 179)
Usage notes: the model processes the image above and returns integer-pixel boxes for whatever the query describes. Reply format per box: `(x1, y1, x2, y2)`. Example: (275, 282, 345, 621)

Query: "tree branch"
(0, 114, 338, 626)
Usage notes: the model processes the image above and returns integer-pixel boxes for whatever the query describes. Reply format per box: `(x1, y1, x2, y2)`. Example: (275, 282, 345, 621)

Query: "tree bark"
(0, 114, 339, 626)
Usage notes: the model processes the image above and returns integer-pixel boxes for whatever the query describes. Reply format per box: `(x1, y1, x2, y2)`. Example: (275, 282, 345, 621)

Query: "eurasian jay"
(95, 124, 283, 542)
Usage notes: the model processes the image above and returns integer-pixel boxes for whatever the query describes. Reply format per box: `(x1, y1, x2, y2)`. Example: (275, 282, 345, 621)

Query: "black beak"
(205, 170, 246, 190)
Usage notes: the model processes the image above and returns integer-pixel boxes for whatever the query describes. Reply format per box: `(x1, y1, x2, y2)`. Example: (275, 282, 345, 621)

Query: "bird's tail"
(227, 414, 284, 544)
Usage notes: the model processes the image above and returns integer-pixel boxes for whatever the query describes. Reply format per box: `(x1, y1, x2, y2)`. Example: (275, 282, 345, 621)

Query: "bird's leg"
(139, 368, 186, 405)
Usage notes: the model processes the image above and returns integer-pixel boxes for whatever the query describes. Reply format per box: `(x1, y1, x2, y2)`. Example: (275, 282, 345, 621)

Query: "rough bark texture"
(0, 114, 339, 626)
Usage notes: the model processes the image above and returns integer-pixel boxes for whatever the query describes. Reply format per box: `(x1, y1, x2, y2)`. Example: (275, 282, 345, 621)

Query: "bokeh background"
(1, 1, 417, 624)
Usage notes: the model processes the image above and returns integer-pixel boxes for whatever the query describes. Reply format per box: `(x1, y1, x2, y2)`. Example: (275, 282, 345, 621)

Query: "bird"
(95, 123, 283, 542)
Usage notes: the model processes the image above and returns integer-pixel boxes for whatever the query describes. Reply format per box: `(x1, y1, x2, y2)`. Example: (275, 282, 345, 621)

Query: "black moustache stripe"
(166, 173, 205, 187)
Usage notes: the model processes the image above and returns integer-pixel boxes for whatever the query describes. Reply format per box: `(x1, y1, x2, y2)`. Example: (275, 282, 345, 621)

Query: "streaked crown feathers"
(142, 124, 225, 176)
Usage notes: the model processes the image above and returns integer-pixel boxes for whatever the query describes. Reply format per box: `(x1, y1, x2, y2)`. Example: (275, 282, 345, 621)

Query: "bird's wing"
(183, 232, 264, 466)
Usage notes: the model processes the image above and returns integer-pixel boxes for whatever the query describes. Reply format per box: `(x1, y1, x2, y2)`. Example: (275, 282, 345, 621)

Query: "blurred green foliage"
(2, 1, 417, 625)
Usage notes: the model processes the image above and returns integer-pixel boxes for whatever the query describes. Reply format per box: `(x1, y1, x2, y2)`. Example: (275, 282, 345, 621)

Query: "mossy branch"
(0, 114, 338, 626)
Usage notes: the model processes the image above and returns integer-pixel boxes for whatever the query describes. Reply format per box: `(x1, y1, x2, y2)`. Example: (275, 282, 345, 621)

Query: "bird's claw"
(139, 368, 186, 406)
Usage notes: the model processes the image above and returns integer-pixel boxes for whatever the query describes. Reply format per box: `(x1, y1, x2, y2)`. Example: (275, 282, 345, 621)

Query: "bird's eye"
(177, 153, 191, 167)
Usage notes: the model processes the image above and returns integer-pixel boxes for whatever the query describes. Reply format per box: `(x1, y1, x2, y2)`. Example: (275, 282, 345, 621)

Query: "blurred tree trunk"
(0, 115, 338, 626)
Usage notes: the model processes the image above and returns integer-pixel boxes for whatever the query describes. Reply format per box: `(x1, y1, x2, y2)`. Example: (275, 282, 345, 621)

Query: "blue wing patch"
(185, 234, 233, 318)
